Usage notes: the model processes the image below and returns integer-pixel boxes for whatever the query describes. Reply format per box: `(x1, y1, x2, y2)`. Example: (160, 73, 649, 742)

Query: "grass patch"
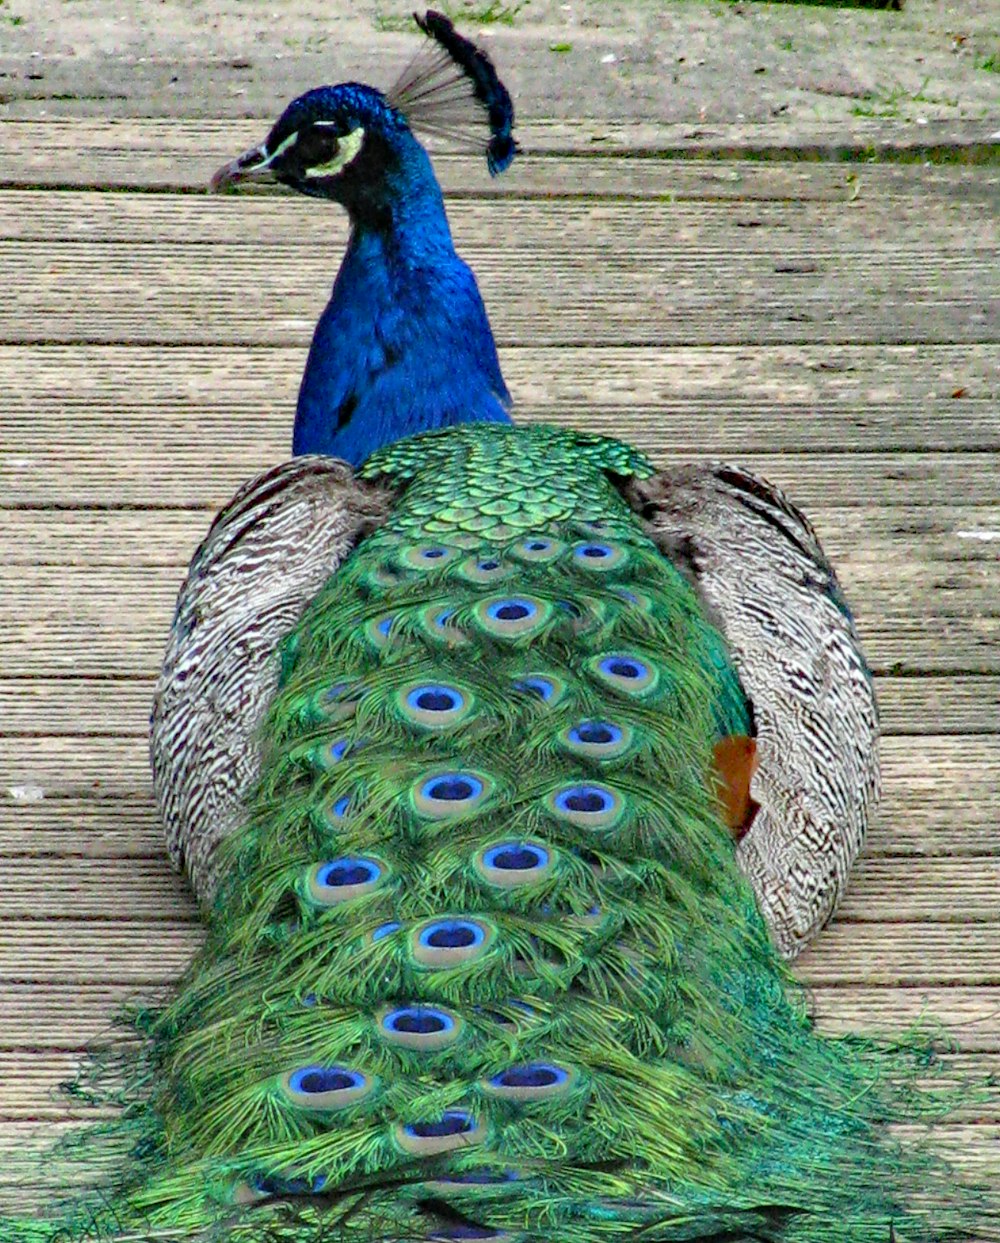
(374, 0, 526, 30)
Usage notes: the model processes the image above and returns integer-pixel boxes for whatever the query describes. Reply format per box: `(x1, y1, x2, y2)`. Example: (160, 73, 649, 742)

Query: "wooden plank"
(3, 120, 998, 197)
(6, 237, 996, 347)
(5, 343, 996, 415)
(4, 766, 996, 860)
(3, 730, 993, 830)
(5, 980, 996, 1051)
(2, 566, 997, 674)
(4, 506, 1000, 570)
(5, 1046, 998, 1122)
(2, 189, 997, 249)
(0, 917, 995, 987)
(5, 672, 997, 738)
(1, 854, 996, 924)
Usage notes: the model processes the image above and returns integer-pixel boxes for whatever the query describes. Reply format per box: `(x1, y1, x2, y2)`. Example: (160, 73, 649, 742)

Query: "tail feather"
(5, 425, 996, 1242)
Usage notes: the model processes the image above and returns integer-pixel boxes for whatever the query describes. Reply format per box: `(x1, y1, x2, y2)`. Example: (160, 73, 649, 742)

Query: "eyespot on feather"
(590, 653, 660, 697)
(559, 719, 634, 760)
(510, 536, 566, 564)
(483, 1062, 577, 1102)
(304, 856, 385, 906)
(547, 783, 625, 831)
(279, 1064, 374, 1110)
(475, 841, 555, 888)
(412, 770, 493, 819)
(473, 595, 550, 641)
(394, 1109, 487, 1156)
(397, 682, 474, 730)
(511, 673, 567, 705)
(571, 540, 629, 572)
(410, 917, 496, 967)
(377, 1004, 464, 1050)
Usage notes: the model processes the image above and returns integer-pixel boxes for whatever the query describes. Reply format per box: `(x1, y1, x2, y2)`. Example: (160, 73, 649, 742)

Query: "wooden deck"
(0, 118, 998, 1209)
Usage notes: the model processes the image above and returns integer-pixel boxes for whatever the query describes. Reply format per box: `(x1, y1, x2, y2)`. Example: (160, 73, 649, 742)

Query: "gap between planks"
(4, 672, 996, 736)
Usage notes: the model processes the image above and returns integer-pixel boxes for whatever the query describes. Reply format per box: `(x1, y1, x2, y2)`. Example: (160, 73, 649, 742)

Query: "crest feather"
(388, 9, 517, 176)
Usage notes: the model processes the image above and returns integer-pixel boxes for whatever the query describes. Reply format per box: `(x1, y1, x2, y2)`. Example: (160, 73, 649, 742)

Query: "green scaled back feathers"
(6, 424, 997, 1242)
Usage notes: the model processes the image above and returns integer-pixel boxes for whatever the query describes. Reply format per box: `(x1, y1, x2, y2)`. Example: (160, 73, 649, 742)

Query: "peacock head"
(211, 11, 515, 219)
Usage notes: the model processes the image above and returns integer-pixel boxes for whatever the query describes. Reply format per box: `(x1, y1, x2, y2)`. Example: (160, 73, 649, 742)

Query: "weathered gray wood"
(2, 853, 996, 923)
(3, 566, 997, 674)
(3, 120, 998, 197)
(6, 236, 997, 347)
(5, 507, 1000, 570)
(2, 189, 997, 249)
(5, 763, 997, 860)
(5, 671, 997, 737)
(5, 980, 997, 1051)
(1, 916, 995, 987)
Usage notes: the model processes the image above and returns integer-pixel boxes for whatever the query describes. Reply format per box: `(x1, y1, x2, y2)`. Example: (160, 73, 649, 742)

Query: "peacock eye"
(297, 127, 341, 166)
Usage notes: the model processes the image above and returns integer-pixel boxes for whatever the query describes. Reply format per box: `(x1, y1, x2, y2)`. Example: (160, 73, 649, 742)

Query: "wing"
(623, 462, 880, 959)
(151, 456, 392, 906)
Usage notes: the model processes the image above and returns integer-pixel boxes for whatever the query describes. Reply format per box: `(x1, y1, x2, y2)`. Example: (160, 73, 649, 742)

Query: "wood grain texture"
(5, 672, 998, 736)
(1, 121, 996, 1201)
(3, 120, 998, 196)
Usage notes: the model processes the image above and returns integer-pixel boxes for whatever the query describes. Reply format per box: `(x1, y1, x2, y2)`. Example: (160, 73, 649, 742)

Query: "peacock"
(6, 12, 997, 1243)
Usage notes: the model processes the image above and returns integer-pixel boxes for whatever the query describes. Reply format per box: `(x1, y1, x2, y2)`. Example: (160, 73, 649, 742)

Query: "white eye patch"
(304, 125, 365, 178)
(266, 130, 301, 162)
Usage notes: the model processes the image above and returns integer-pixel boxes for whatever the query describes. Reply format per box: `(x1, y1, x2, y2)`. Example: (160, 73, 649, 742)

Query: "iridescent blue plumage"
(211, 21, 516, 468)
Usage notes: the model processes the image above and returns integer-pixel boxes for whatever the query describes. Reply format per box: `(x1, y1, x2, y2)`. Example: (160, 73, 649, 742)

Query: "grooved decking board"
(2, 917, 997, 987)
(4, 120, 999, 197)
(4, 507, 999, 569)
(7, 238, 997, 347)
(3, 190, 998, 250)
(3, 737, 998, 857)
(9, 1048, 1000, 1122)
(3, 854, 998, 923)
(3, 673, 999, 737)
(3, 566, 998, 673)
(5, 981, 998, 1051)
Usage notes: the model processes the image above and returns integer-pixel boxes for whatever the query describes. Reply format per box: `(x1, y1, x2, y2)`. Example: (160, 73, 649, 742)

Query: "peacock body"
(6, 13, 996, 1243)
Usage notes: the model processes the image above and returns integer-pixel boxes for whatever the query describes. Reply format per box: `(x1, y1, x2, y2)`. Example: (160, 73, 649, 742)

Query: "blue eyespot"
(422, 774, 482, 802)
(327, 738, 351, 763)
(419, 919, 485, 950)
(572, 722, 620, 746)
(490, 1063, 569, 1090)
(326, 794, 352, 822)
(479, 559, 500, 571)
(407, 686, 463, 713)
(483, 843, 548, 871)
(486, 598, 536, 623)
(554, 787, 615, 815)
(601, 657, 646, 680)
(383, 1006, 455, 1036)
(548, 782, 624, 829)
(404, 1111, 476, 1140)
(281, 1063, 373, 1110)
(514, 676, 553, 700)
(576, 543, 613, 559)
(252, 1172, 327, 1195)
(592, 652, 660, 697)
(422, 547, 448, 560)
(288, 1066, 366, 1096)
(377, 616, 394, 636)
(315, 858, 380, 889)
(371, 921, 401, 943)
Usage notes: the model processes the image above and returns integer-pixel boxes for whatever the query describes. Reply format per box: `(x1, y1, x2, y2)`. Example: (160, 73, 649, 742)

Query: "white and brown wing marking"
(151, 456, 392, 906)
(624, 463, 880, 959)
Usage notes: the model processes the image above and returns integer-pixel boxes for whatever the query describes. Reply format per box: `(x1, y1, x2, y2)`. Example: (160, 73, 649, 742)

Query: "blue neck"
(292, 143, 511, 466)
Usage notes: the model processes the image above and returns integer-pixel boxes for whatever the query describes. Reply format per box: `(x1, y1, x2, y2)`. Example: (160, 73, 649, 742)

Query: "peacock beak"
(209, 144, 277, 192)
